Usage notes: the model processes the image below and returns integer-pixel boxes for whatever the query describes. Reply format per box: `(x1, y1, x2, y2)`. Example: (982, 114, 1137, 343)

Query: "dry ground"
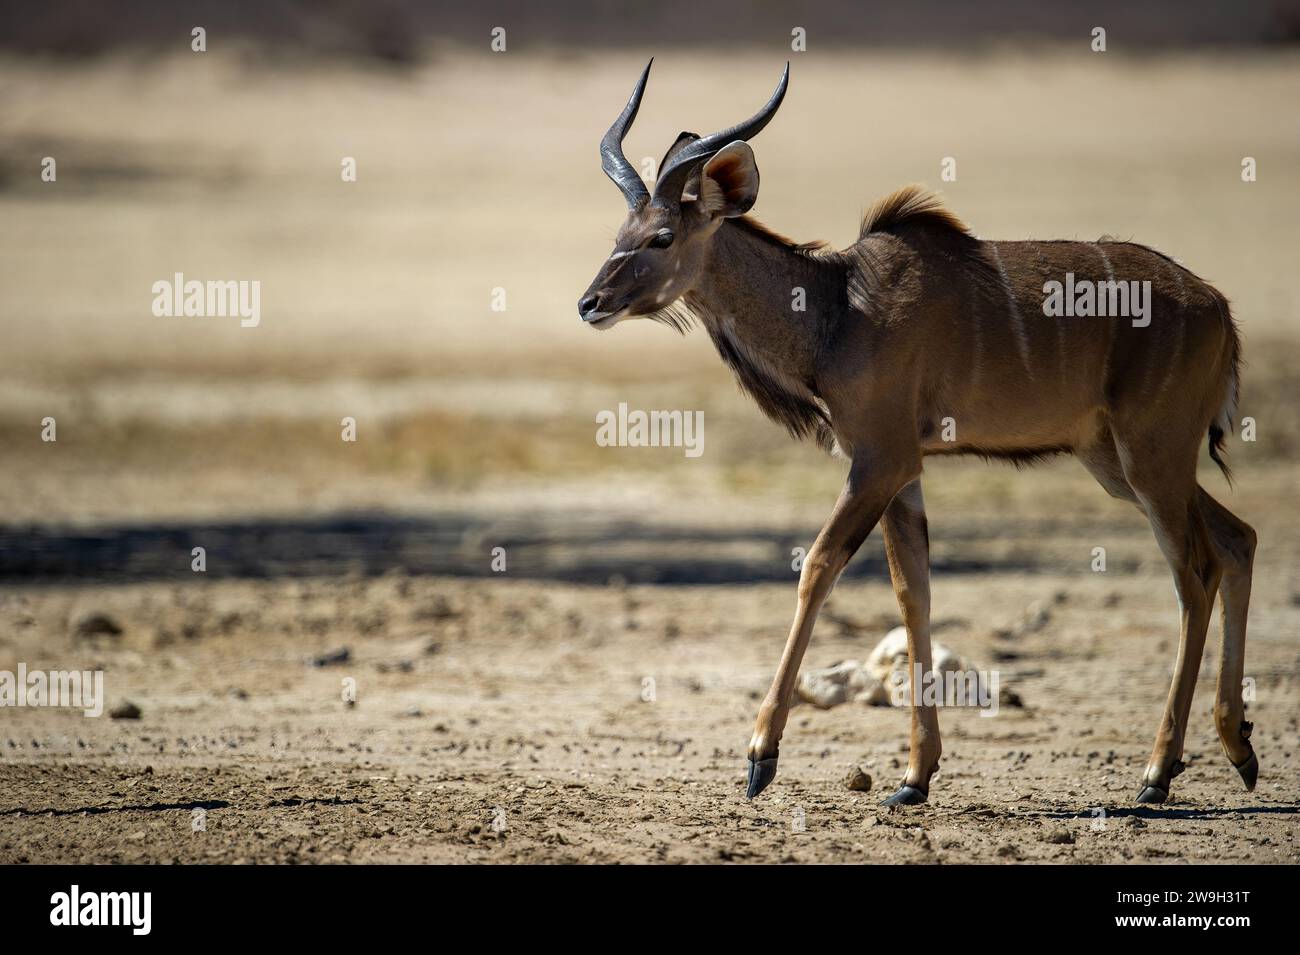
(1, 47, 1298, 863)
(2, 558, 1298, 864)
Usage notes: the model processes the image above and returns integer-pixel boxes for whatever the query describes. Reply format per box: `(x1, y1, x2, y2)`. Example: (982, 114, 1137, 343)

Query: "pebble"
(844, 767, 873, 792)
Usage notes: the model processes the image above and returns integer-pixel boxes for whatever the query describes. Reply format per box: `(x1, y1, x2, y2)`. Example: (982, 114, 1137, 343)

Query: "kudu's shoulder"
(836, 185, 979, 283)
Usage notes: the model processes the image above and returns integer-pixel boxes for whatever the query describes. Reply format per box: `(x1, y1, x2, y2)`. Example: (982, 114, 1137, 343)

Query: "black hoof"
(1234, 751, 1258, 791)
(745, 757, 778, 800)
(1135, 785, 1168, 804)
(882, 785, 927, 808)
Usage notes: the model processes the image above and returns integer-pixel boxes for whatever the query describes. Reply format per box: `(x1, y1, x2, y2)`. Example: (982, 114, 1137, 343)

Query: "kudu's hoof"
(1234, 751, 1259, 791)
(745, 757, 778, 800)
(1136, 759, 1184, 804)
(882, 785, 928, 809)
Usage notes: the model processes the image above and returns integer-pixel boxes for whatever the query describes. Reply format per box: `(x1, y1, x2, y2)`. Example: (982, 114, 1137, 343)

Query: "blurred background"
(1, 1, 1297, 575)
(2, 0, 1300, 865)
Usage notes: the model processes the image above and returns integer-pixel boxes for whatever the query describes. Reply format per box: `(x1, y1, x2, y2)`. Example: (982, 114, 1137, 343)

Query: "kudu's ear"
(661, 132, 703, 200)
(700, 141, 760, 218)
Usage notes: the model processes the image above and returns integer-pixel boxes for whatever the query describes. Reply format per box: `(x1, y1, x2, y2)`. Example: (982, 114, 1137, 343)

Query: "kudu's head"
(577, 59, 789, 330)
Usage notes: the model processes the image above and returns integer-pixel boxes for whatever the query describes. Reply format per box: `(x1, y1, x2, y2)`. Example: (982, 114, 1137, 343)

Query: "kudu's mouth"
(578, 289, 631, 328)
(582, 307, 628, 330)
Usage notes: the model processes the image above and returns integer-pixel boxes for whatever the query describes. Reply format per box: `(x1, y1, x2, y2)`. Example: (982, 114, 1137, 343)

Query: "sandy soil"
(3, 496, 1298, 864)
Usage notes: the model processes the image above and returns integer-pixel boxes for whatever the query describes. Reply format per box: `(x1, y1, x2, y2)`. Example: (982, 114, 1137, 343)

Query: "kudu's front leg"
(879, 479, 941, 806)
(746, 463, 909, 799)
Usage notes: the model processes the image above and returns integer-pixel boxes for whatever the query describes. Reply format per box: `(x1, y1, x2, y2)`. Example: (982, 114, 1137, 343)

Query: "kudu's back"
(837, 187, 1240, 466)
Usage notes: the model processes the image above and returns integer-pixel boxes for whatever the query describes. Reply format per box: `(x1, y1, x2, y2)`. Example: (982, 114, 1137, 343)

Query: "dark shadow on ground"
(0, 511, 1140, 585)
(0, 800, 231, 817)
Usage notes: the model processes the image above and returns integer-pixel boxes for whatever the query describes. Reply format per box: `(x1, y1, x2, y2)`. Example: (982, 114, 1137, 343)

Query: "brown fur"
(676, 191, 1241, 483)
(702, 191, 1241, 480)
(729, 215, 829, 254)
(859, 184, 972, 239)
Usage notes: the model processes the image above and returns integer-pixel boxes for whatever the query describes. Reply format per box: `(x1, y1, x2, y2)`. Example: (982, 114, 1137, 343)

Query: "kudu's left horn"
(600, 58, 654, 208)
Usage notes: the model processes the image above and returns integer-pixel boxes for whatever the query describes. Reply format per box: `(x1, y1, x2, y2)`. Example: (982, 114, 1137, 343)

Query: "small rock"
(1044, 826, 1075, 844)
(999, 687, 1025, 709)
(308, 647, 350, 668)
(415, 596, 458, 621)
(110, 700, 143, 720)
(995, 843, 1020, 859)
(1022, 602, 1051, 632)
(71, 611, 123, 641)
(844, 767, 873, 792)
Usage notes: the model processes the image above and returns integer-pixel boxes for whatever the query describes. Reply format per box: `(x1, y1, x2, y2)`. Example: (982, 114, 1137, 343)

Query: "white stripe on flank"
(1170, 260, 1186, 295)
(1031, 243, 1066, 374)
(1097, 244, 1116, 284)
(991, 243, 1032, 376)
(1096, 244, 1114, 393)
(1154, 257, 1185, 402)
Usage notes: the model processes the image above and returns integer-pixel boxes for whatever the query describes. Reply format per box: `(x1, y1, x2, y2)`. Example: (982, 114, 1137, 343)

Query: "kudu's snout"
(577, 292, 602, 321)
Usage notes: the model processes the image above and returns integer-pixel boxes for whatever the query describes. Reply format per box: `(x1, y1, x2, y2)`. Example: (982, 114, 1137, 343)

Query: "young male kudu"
(577, 60, 1256, 808)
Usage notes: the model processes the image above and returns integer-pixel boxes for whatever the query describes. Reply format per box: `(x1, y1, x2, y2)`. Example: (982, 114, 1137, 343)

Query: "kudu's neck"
(682, 219, 846, 452)
(685, 219, 842, 382)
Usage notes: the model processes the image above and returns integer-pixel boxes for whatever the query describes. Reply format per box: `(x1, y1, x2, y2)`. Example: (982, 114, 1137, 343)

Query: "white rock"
(798, 627, 971, 709)
(867, 626, 963, 681)
(796, 659, 888, 708)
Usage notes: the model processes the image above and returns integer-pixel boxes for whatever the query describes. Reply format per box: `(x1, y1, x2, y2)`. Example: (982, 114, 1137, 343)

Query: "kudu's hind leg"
(1197, 488, 1258, 789)
(879, 480, 942, 807)
(1115, 437, 1221, 804)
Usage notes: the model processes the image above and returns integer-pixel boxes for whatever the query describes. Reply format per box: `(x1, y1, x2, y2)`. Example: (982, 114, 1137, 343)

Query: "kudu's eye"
(649, 230, 675, 249)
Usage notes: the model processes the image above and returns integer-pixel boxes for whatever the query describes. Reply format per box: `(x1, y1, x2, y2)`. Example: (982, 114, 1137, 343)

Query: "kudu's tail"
(1207, 295, 1242, 485)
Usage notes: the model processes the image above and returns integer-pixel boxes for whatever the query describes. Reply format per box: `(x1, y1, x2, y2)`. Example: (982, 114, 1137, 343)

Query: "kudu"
(578, 60, 1256, 808)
